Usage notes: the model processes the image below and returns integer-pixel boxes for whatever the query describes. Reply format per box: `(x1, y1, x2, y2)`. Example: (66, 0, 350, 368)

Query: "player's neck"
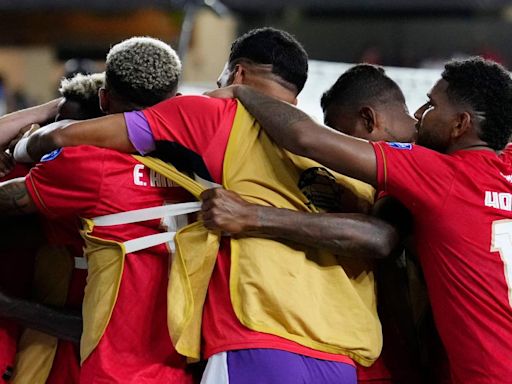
(246, 79, 297, 105)
(448, 142, 494, 154)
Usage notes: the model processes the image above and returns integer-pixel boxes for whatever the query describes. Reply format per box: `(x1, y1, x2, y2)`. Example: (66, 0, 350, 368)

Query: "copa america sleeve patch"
(40, 148, 62, 162)
(386, 142, 413, 150)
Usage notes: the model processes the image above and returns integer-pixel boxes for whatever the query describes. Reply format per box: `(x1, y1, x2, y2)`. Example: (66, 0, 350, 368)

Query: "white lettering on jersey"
(150, 169, 177, 188)
(485, 191, 512, 212)
(133, 164, 147, 186)
(133, 164, 179, 188)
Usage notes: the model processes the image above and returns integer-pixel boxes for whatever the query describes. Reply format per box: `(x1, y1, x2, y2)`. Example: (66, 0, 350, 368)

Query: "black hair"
(321, 64, 405, 111)
(442, 57, 512, 150)
(229, 27, 308, 94)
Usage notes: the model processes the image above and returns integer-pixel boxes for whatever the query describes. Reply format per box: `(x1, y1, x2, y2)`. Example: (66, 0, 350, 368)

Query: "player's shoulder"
(152, 94, 236, 110)
(34, 146, 108, 174)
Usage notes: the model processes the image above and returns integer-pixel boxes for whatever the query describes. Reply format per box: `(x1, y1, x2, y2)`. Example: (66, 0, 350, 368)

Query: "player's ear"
(360, 106, 377, 133)
(231, 64, 246, 85)
(99, 87, 109, 114)
(451, 111, 471, 139)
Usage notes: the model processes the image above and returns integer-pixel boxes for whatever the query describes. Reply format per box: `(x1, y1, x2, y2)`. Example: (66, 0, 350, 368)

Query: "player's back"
(416, 148, 512, 383)
(26, 145, 196, 384)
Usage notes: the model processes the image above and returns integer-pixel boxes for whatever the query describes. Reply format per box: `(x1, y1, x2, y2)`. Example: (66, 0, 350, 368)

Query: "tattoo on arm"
(235, 86, 311, 151)
(234, 85, 378, 186)
(0, 178, 35, 215)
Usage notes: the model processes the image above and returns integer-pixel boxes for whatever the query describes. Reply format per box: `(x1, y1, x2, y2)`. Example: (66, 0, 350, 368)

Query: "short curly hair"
(442, 57, 512, 150)
(59, 72, 105, 118)
(321, 64, 405, 111)
(106, 36, 181, 107)
(229, 27, 308, 95)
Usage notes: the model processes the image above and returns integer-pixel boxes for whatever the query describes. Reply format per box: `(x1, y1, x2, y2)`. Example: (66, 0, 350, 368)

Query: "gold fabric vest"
(137, 101, 381, 366)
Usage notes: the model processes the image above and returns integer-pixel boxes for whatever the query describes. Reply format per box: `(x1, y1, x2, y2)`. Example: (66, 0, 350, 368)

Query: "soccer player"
(2, 37, 196, 383)
(200, 64, 427, 383)
(206, 57, 512, 384)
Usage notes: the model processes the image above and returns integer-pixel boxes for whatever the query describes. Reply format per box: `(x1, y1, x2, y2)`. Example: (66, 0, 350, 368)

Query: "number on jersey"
(491, 219, 512, 308)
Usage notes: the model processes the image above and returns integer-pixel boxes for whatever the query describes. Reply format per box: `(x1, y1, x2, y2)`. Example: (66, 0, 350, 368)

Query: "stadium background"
(0, 0, 506, 119)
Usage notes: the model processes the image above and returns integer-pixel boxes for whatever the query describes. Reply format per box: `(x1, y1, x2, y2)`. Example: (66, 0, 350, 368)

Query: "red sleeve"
(371, 141, 456, 213)
(142, 95, 237, 183)
(25, 146, 105, 219)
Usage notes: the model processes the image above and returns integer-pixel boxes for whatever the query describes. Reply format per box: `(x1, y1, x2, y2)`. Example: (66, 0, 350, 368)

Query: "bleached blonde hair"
(59, 72, 105, 101)
(58, 72, 105, 118)
(106, 36, 181, 107)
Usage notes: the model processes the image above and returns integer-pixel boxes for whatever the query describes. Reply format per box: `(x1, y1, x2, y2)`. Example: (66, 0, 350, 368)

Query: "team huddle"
(0, 26, 510, 384)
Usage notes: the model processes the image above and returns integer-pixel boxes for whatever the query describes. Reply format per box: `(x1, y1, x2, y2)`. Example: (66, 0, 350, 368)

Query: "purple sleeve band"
(124, 111, 156, 155)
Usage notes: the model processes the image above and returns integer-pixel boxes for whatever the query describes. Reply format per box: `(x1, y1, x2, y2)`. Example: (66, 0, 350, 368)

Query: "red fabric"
(143, 95, 237, 183)
(372, 142, 512, 383)
(144, 96, 354, 365)
(26, 156, 89, 384)
(46, 341, 81, 384)
(26, 146, 196, 384)
(499, 143, 512, 164)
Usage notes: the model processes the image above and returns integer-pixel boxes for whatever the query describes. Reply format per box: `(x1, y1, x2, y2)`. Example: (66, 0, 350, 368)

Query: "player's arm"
(0, 177, 36, 215)
(15, 114, 134, 163)
(210, 85, 378, 187)
(201, 188, 399, 258)
(0, 289, 82, 343)
(0, 98, 61, 148)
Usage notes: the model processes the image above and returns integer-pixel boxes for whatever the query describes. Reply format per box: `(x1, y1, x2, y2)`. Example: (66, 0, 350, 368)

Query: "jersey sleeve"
(142, 95, 236, 155)
(25, 147, 105, 219)
(125, 95, 237, 183)
(371, 141, 456, 213)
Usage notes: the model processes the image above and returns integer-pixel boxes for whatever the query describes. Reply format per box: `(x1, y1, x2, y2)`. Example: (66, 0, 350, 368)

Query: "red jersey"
(26, 145, 196, 384)
(372, 142, 512, 383)
(135, 95, 353, 364)
(499, 143, 512, 165)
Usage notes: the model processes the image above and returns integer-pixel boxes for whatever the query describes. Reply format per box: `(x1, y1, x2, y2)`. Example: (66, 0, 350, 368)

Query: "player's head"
(415, 57, 512, 152)
(321, 64, 416, 142)
(56, 72, 105, 121)
(101, 36, 181, 114)
(217, 27, 308, 101)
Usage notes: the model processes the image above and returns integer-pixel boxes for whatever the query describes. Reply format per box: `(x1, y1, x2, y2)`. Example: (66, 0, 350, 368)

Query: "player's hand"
(204, 85, 239, 99)
(8, 123, 39, 154)
(200, 188, 259, 235)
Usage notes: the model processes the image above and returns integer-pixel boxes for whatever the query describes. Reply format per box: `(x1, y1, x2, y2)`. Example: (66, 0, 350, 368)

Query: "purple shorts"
(201, 349, 356, 384)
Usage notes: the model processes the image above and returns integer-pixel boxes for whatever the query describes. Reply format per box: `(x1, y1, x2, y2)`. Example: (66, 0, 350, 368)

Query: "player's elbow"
(368, 223, 400, 259)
